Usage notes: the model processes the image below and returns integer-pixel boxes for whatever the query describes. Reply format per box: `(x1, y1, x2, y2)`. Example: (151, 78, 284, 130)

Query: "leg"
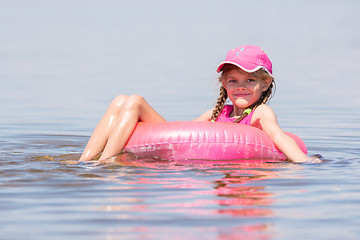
(79, 95, 165, 161)
(79, 95, 128, 161)
(99, 95, 165, 160)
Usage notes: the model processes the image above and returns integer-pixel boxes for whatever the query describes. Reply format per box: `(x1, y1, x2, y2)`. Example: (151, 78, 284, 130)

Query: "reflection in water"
(91, 154, 293, 239)
(3, 147, 302, 239)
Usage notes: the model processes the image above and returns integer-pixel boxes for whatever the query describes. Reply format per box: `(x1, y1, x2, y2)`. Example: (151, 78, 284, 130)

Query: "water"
(1, 0, 359, 239)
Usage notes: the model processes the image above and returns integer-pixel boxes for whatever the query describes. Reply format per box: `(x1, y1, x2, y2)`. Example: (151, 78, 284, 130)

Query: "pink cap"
(216, 45, 273, 76)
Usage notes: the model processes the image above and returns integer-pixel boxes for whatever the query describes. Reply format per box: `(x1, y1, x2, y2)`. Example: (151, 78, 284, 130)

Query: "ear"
(262, 78, 272, 92)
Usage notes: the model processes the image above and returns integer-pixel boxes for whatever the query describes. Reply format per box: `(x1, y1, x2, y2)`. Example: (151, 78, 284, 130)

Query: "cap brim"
(216, 61, 273, 77)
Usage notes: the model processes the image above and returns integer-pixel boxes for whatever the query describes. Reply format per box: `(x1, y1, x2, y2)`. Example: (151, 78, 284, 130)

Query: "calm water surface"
(1, 1, 359, 239)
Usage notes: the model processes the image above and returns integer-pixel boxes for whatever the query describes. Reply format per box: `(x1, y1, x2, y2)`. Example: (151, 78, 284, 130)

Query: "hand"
(285, 154, 324, 163)
(304, 154, 323, 164)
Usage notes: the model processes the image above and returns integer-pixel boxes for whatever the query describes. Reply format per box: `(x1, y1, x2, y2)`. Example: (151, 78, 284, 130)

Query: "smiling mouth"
(234, 93, 250, 97)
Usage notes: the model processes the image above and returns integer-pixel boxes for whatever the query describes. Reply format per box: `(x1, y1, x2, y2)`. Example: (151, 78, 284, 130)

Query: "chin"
(233, 100, 251, 108)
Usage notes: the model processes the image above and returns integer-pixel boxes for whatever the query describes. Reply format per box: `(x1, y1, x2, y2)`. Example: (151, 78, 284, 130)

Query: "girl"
(80, 45, 320, 163)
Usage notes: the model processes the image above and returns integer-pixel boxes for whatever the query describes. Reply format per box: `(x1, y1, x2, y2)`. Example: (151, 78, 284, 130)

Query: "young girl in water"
(80, 45, 319, 163)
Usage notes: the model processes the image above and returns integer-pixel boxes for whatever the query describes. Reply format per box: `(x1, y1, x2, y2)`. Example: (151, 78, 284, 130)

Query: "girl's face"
(222, 68, 271, 113)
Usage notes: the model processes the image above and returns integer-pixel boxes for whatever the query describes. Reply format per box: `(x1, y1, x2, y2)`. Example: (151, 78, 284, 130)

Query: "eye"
(247, 78, 256, 83)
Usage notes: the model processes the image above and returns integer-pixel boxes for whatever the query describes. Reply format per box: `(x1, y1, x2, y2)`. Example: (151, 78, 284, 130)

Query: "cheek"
(257, 83, 267, 92)
(253, 86, 264, 97)
(261, 81, 271, 92)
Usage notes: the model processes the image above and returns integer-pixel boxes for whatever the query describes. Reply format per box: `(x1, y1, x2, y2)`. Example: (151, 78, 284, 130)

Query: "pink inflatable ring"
(124, 121, 307, 161)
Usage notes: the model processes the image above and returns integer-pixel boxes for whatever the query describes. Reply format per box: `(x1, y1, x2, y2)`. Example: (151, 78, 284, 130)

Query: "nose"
(236, 81, 246, 89)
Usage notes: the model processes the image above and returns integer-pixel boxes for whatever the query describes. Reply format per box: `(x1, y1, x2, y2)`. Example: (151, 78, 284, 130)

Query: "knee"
(106, 95, 129, 114)
(108, 95, 145, 113)
(124, 95, 145, 110)
(111, 95, 128, 107)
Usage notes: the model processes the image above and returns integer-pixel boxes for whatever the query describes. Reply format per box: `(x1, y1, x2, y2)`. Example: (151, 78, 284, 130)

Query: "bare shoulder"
(253, 104, 276, 120)
(251, 104, 278, 129)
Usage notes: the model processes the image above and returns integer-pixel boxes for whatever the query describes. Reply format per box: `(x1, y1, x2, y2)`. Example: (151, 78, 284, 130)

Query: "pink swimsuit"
(216, 105, 254, 125)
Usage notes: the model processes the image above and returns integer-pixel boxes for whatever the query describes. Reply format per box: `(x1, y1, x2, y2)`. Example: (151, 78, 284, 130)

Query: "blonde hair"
(210, 64, 275, 122)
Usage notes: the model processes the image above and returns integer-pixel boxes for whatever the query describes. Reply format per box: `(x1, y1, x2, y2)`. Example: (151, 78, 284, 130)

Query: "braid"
(210, 86, 227, 121)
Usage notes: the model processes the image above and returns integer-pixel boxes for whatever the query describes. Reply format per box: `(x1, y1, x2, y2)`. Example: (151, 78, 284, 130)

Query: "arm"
(192, 108, 213, 121)
(253, 105, 319, 163)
